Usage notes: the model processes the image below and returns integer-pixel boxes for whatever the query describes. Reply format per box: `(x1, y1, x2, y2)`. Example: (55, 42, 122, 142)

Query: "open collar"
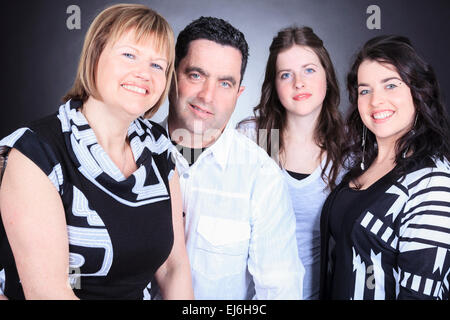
(161, 116, 233, 172)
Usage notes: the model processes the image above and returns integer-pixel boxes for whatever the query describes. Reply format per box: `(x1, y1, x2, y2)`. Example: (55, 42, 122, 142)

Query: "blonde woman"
(0, 4, 193, 300)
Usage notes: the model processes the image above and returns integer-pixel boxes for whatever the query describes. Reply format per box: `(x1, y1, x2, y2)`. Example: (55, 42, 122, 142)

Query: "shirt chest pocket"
(192, 216, 251, 279)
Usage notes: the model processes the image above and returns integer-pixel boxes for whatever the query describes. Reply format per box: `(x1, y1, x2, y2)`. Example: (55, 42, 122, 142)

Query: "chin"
(373, 130, 404, 141)
(124, 104, 151, 117)
(287, 104, 321, 118)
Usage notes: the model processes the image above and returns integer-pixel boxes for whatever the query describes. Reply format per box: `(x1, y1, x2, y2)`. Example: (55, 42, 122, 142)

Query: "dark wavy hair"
(174, 16, 249, 84)
(344, 35, 450, 185)
(248, 26, 345, 190)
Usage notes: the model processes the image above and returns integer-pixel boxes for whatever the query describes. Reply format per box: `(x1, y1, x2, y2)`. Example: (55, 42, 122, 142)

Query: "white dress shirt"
(162, 118, 304, 300)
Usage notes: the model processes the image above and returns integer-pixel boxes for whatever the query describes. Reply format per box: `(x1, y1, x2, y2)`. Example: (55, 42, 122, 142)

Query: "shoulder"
(133, 117, 173, 156)
(236, 116, 257, 131)
(1, 115, 61, 164)
(235, 116, 257, 142)
(230, 128, 274, 162)
(0, 110, 67, 190)
(135, 117, 175, 179)
(1, 128, 64, 194)
(397, 157, 450, 201)
(137, 117, 170, 139)
(29, 113, 62, 136)
(1, 111, 60, 146)
(225, 129, 284, 185)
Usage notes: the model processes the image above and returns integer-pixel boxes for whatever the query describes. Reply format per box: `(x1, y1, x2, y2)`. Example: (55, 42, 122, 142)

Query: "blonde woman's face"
(275, 45, 327, 120)
(95, 29, 168, 118)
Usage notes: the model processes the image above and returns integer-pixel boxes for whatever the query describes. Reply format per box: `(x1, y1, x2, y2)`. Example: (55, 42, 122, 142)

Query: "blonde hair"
(63, 3, 175, 118)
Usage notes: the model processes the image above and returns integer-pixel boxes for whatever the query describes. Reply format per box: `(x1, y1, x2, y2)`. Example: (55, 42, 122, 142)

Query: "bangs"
(108, 14, 174, 68)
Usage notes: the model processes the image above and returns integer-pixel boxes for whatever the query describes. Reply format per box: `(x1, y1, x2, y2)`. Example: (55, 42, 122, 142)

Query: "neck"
(81, 97, 133, 154)
(374, 136, 397, 165)
(283, 110, 320, 145)
(279, 110, 323, 169)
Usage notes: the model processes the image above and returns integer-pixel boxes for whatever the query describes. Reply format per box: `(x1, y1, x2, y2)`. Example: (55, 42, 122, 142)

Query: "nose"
(370, 89, 386, 107)
(294, 74, 305, 90)
(133, 61, 151, 81)
(197, 80, 215, 104)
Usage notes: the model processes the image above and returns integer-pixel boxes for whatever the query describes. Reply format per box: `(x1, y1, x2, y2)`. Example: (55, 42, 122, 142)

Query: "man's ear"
(237, 86, 245, 98)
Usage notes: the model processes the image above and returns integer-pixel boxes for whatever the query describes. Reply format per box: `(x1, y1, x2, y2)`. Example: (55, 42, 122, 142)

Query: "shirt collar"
(161, 116, 233, 171)
(205, 121, 234, 171)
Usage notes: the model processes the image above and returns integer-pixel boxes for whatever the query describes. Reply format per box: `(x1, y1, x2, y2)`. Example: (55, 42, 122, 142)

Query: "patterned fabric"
(0, 100, 175, 299)
(320, 158, 450, 300)
(0, 268, 4, 295)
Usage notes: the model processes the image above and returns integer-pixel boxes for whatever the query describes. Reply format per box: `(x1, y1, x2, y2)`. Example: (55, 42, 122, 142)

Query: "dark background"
(1, 0, 449, 138)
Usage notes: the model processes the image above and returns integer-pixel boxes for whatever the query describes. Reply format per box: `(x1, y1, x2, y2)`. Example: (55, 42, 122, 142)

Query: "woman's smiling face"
(95, 28, 169, 118)
(357, 59, 416, 144)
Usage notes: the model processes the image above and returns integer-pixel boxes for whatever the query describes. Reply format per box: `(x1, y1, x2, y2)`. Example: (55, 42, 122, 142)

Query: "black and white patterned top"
(0, 100, 175, 299)
(320, 157, 450, 300)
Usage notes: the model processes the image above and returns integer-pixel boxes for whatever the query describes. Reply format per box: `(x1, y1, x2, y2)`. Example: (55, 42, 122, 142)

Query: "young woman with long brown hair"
(237, 26, 346, 299)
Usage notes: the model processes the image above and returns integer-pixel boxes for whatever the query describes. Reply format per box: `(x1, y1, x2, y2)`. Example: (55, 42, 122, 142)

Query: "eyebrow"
(302, 63, 319, 68)
(277, 63, 319, 74)
(358, 77, 403, 87)
(381, 77, 402, 83)
(185, 66, 237, 86)
(185, 66, 209, 77)
(219, 76, 237, 86)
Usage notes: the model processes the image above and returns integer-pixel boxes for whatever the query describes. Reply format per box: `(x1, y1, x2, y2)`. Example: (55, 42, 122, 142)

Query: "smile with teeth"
(372, 110, 394, 120)
(121, 84, 147, 95)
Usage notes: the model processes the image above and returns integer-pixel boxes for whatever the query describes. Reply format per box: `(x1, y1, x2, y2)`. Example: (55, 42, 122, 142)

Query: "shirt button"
(183, 173, 189, 179)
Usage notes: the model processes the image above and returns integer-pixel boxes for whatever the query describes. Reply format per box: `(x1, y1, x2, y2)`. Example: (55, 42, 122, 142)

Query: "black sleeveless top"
(0, 100, 175, 299)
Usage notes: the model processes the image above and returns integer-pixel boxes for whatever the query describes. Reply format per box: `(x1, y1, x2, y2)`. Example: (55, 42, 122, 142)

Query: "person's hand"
(0, 295, 8, 300)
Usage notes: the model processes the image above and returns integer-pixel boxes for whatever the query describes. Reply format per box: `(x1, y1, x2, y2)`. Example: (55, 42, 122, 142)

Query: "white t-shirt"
(237, 118, 343, 299)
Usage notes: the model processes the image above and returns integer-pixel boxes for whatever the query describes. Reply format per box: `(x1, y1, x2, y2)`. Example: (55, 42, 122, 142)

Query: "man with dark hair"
(161, 17, 304, 299)
(174, 16, 249, 84)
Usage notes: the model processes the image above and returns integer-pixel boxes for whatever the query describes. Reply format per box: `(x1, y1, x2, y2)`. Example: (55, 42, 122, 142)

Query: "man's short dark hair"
(175, 16, 249, 84)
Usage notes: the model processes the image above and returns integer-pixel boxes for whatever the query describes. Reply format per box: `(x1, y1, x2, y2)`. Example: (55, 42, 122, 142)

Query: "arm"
(247, 160, 304, 299)
(396, 171, 450, 300)
(154, 169, 194, 299)
(0, 149, 77, 300)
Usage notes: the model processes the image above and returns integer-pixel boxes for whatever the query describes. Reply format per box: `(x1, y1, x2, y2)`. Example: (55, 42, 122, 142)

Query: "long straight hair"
(250, 26, 345, 190)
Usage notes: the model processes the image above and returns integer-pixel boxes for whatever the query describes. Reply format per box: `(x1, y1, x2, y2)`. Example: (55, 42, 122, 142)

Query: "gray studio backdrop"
(1, 0, 449, 138)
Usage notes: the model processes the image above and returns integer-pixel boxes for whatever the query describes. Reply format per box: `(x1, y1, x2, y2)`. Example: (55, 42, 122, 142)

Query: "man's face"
(169, 39, 245, 144)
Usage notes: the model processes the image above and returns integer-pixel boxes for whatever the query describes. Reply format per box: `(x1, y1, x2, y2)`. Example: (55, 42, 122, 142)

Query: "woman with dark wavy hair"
(237, 26, 346, 299)
(320, 35, 450, 300)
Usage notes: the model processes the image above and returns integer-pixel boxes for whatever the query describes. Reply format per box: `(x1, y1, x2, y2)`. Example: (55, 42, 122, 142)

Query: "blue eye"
(123, 53, 135, 59)
(386, 83, 397, 90)
(190, 73, 201, 80)
(359, 89, 370, 96)
(280, 73, 291, 80)
(305, 68, 315, 74)
(220, 81, 231, 88)
(151, 63, 163, 71)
